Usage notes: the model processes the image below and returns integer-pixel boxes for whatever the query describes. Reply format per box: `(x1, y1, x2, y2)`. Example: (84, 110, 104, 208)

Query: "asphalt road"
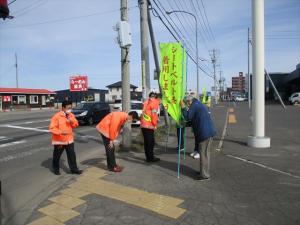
(0, 110, 114, 225)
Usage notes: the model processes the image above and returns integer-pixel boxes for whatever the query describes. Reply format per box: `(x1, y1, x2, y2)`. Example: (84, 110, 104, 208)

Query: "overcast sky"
(0, 0, 299, 92)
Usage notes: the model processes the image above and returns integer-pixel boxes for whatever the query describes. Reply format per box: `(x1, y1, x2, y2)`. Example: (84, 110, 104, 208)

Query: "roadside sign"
(3, 96, 11, 102)
(70, 75, 88, 92)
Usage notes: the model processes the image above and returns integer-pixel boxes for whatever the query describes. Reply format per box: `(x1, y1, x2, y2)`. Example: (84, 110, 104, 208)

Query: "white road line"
(216, 108, 229, 151)
(0, 119, 50, 126)
(226, 154, 300, 180)
(1, 125, 49, 133)
(0, 146, 51, 162)
(0, 136, 10, 141)
(0, 140, 27, 148)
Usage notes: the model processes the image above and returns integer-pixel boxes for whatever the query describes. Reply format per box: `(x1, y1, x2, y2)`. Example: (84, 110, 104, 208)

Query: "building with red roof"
(0, 87, 56, 111)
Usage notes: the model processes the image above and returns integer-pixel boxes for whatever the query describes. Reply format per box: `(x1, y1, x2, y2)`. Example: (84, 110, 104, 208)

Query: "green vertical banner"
(159, 42, 186, 125)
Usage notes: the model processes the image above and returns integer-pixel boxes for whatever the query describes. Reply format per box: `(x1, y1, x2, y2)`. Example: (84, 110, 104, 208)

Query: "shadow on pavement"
(81, 157, 107, 170)
(41, 158, 70, 174)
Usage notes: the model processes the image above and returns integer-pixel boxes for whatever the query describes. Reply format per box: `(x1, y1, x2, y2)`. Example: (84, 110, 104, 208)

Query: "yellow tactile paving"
(49, 194, 86, 209)
(31, 167, 186, 224)
(60, 188, 90, 198)
(38, 203, 80, 223)
(228, 114, 237, 123)
(27, 216, 65, 225)
(229, 108, 234, 113)
(69, 172, 186, 219)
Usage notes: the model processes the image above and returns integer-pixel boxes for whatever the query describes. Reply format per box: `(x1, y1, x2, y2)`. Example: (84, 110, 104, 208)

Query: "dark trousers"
(141, 128, 155, 160)
(101, 134, 117, 170)
(52, 143, 78, 172)
(176, 127, 185, 149)
(194, 135, 200, 153)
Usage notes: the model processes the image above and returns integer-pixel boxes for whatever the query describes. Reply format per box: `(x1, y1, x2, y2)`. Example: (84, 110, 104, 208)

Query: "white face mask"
(66, 109, 72, 114)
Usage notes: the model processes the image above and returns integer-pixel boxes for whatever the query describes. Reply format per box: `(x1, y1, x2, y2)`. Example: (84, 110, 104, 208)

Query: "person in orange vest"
(141, 92, 161, 162)
(49, 101, 82, 175)
(96, 111, 138, 172)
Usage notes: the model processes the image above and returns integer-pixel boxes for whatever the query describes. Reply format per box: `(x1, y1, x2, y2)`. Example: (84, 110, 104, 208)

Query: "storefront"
(0, 88, 56, 111)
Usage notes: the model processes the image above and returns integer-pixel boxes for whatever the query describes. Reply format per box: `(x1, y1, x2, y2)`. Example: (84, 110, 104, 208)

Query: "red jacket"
(49, 111, 79, 145)
(96, 112, 128, 141)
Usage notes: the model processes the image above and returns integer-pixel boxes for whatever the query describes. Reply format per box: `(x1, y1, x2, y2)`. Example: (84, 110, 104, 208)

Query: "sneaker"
(190, 151, 197, 157)
(193, 153, 200, 159)
(110, 165, 123, 172)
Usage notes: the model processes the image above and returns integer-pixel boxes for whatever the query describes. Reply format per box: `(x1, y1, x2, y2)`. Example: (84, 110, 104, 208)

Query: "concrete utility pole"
(15, 53, 19, 88)
(139, 0, 150, 101)
(248, 27, 251, 109)
(247, 0, 270, 148)
(121, 0, 131, 148)
(211, 49, 217, 104)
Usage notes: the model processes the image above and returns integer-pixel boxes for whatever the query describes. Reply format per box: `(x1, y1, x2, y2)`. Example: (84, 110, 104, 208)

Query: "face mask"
(66, 109, 72, 114)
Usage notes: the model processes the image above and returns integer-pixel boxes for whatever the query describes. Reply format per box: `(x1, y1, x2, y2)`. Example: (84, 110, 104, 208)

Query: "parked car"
(129, 101, 144, 126)
(289, 92, 300, 105)
(235, 96, 247, 101)
(72, 102, 110, 125)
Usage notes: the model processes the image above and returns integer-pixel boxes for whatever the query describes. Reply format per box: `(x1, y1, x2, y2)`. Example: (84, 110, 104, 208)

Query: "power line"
(1, 6, 138, 29)
(199, 0, 216, 43)
(8, 0, 17, 6)
(150, 3, 213, 78)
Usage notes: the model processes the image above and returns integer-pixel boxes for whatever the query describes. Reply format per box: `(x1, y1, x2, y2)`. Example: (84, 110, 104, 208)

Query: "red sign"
(70, 75, 88, 92)
(3, 96, 11, 102)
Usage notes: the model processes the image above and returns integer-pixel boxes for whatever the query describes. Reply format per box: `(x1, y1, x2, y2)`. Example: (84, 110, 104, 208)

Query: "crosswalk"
(0, 136, 27, 149)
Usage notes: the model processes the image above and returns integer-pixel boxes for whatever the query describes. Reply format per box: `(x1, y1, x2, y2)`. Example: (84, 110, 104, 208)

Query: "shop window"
(30, 95, 39, 104)
(18, 95, 26, 104)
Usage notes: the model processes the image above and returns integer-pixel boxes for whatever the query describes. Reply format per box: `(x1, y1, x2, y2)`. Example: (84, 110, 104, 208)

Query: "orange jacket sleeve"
(151, 101, 159, 127)
(49, 114, 61, 135)
(68, 113, 79, 128)
(109, 112, 127, 141)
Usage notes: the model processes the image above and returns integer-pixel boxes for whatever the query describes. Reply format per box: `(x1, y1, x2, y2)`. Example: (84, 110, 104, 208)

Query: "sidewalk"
(25, 102, 300, 225)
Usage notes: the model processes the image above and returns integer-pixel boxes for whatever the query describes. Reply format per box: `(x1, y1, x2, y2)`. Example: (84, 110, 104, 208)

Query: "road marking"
(216, 108, 229, 151)
(10, 119, 50, 126)
(28, 167, 186, 224)
(0, 140, 26, 148)
(1, 125, 49, 133)
(229, 108, 234, 113)
(228, 114, 237, 123)
(0, 146, 51, 162)
(226, 154, 300, 180)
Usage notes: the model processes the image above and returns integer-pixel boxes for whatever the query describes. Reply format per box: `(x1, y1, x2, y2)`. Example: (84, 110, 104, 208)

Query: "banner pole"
(177, 127, 182, 178)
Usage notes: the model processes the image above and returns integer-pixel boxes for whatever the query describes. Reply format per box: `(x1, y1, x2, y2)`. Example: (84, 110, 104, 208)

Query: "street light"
(166, 10, 199, 99)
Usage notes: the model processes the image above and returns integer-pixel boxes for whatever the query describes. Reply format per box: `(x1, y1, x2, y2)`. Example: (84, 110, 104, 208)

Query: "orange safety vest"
(49, 111, 79, 145)
(96, 112, 128, 141)
(140, 98, 159, 130)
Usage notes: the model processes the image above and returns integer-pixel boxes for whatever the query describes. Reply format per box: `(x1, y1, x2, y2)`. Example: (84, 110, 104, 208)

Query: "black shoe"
(71, 169, 83, 175)
(146, 157, 160, 163)
(194, 175, 210, 181)
(53, 170, 61, 175)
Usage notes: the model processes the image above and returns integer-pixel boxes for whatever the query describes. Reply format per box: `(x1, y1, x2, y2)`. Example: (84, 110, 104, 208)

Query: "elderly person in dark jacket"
(180, 95, 216, 180)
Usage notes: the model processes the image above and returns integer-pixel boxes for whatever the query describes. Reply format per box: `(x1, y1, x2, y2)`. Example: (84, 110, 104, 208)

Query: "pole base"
(247, 136, 270, 148)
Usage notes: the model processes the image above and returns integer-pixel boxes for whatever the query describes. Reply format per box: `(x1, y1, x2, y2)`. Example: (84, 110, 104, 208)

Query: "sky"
(0, 0, 299, 92)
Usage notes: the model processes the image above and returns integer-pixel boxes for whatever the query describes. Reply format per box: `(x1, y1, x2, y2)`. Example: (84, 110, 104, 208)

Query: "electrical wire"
(1, 6, 138, 29)
(8, 0, 17, 6)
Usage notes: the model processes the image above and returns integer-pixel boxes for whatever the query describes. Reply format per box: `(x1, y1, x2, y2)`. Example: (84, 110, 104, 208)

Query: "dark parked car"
(72, 102, 110, 125)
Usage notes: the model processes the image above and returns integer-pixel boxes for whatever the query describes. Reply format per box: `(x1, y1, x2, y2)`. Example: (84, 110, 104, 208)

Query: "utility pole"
(248, 27, 251, 109)
(147, 1, 170, 127)
(219, 71, 222, 101)
(139, 0, 150, 101)
(247, 0, 270, 148)
(121, 0, 131, 148)
(15, 53, 19, 88)
(211, 49, 217, 104)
